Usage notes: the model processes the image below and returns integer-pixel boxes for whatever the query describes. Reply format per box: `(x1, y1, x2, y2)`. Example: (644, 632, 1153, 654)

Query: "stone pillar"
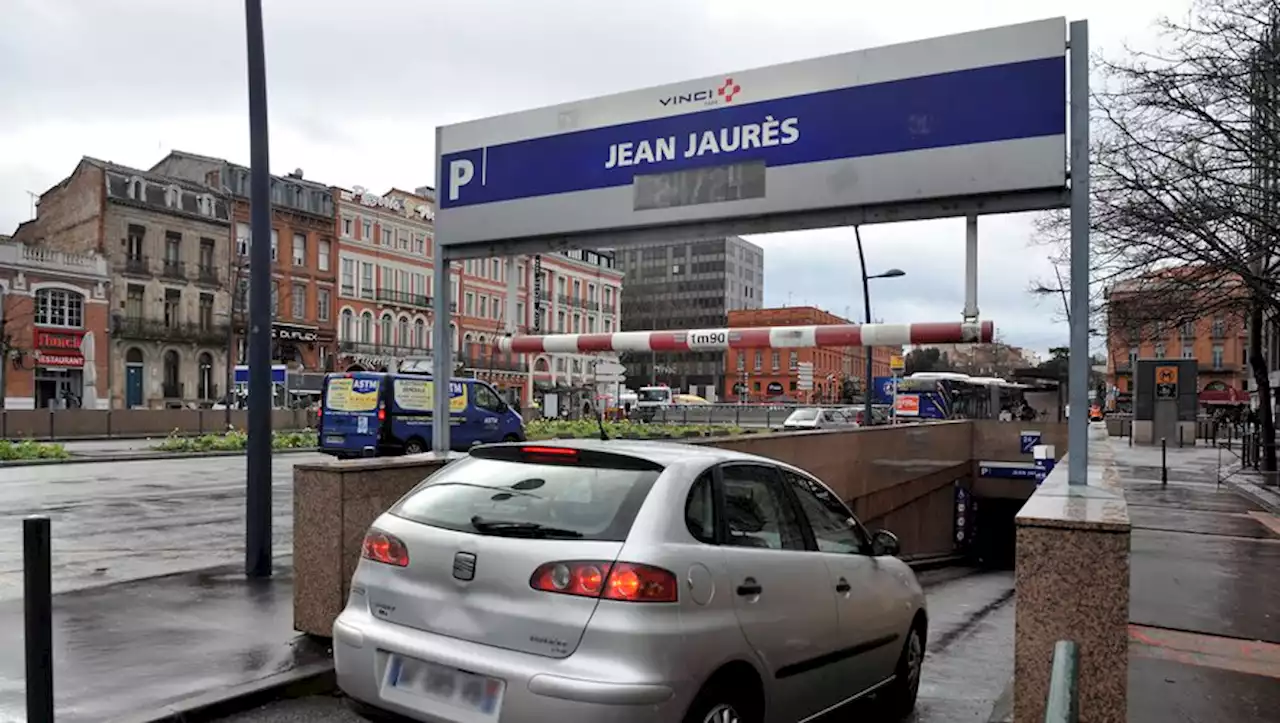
(1014, 429, 1130, 722)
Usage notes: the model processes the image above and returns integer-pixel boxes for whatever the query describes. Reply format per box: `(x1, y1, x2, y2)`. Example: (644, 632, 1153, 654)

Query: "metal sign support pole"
(1067, 19, 1091, 486)
(432, 243, 453, 454)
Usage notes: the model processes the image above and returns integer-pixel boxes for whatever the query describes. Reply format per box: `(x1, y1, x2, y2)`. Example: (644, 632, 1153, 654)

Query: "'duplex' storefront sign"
(272, 323, 318, 343)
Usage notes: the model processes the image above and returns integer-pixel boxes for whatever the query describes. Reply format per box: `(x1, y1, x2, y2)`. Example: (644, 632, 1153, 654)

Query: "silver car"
(783, 407, 854, 430)
(334, 440, 927, 723)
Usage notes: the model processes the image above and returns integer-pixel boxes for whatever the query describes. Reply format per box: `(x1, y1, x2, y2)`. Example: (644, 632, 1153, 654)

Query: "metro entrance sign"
(431, 18, 1091, 487)
(435, 18, 1069, 251)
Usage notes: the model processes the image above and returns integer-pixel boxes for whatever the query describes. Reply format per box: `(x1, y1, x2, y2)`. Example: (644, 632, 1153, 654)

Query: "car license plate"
(325, 435, 343, 445)
(386, 653, 504, 716)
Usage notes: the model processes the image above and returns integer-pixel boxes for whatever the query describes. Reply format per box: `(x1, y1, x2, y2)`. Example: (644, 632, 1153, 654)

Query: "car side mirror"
(870, 529, 900, 557)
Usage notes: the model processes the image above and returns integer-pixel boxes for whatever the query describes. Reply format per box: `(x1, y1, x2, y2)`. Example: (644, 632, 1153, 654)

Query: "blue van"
(318, 372, 525, 457)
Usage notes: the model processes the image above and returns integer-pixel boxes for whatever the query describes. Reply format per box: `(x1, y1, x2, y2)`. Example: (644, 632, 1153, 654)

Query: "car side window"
(473, 384, 502, 412)
(719, 464, 805, 551)
(684, 471, 716, 544)
(782, 469, 868, 554)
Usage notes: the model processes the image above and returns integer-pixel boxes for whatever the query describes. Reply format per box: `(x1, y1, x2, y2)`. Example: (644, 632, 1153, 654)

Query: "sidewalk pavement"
(0, 558, 328, 723)
(1116, 443, 1280, 722)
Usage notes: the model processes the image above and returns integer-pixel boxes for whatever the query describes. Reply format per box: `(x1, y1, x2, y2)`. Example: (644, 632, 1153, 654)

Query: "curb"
(0, 447, 320, 468)
(1222, 477, 1280, 515)
(116, 661, 335, 723)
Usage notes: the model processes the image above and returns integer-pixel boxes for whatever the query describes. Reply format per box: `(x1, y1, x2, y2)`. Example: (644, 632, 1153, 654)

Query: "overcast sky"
(1, 0, 1183, 356)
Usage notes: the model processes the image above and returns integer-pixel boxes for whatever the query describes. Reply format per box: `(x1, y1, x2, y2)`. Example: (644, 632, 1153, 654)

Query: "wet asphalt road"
(219, 568, 1017, 723)
(0, 452, 328, 601)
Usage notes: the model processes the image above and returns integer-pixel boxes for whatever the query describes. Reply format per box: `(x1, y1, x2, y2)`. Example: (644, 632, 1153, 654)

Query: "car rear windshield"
(788, 409, 819, 422)
(391, 457, 661, 541)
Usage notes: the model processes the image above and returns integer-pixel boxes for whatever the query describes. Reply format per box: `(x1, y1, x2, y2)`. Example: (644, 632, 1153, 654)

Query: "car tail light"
(530, 561, 678, 603)
(377, 406, 386, 422)
(362, 529, 409, 567)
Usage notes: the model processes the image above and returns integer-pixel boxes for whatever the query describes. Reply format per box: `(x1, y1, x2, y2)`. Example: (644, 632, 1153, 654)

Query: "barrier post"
(1161, 438, 1168, 487)
(24, 515, 54, 723)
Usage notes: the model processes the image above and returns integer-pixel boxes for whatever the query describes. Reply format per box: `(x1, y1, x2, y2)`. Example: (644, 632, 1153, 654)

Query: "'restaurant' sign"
(272, 324, 318, 343)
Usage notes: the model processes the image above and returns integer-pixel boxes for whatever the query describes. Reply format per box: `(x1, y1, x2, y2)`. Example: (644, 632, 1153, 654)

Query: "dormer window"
(128, 177, 144, 200)
(199, 194, 215, 216)
(165, 185, 180, 208)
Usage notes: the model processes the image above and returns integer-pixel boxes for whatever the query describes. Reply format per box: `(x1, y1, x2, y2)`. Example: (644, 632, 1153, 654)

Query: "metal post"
(431, 244, 453, 454)
(243, 0, 273, 578)
(1161, 437, 1168, 487)
(963, 215, 979, 321)
(1067, 20, 1091, 486)
(24, 516, 53, 723)
(855, 227, 875, 425)
(0, 284, 6, 410)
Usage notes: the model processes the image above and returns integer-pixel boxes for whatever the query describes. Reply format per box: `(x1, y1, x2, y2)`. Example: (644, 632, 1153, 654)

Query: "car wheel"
(683, 682, 759, 723)
(403, 438, 426, 455)
(882, 623, 924, 719)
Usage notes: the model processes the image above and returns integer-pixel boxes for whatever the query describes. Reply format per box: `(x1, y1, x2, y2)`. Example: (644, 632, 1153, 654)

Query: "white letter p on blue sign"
(448, 159, 475, 201)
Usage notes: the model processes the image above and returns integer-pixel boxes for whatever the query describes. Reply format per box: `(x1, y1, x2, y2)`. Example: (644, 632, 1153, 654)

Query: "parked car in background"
(783, 407, 854, 430)
(334, 440, 927, 723)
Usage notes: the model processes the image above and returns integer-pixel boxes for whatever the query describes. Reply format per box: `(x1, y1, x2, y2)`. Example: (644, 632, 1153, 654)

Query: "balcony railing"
(585, 299, 600, 312)
(460, 354, 529, 373)
(121, 255, 151, 276)
(338, 340, 427, 357)
(161, 259, 186, 280)
(114, 317, 229, 346)
(197, 264, 220, 285)
(376, 289, 433, 309)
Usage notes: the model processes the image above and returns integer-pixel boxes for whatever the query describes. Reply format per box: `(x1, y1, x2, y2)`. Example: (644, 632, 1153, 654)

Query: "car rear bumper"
(334, 609, 688, 723)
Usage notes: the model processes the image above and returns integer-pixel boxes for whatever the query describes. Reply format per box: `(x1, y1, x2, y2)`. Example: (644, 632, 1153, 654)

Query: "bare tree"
(1032, 0, 1280, 472)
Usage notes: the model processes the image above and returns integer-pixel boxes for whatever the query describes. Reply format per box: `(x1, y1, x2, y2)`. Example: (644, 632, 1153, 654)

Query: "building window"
(382, 228, 393, 246)
(163, 350, 181, 397)
(1154, 343, 1165, 358)
(398, 316, 410, 347)
(270, 229, 278, 261)
(126, 285, 144, 318)
(556, 311, 565, 333)
(414, 319, 426, 348)
(465, 293, 475, 316)
(198, 352, 214, 399)
(1212, 344, 1224, 368)
(271, 281, 279, 314)
(199, 293, 214, 330)
(380, 314, 393, 344)
(341, 259, 355, 296)
(235, 222, 249, 256)
(478, 296, 488, 319)
(1182, 343, 1194, 359)
(342, 217, 353, 237)
(340, 304, 355, 337)
(362, 219, 372, 240)
(317, 288, 330, 322)
(360, 311, 373, 342)
(318, 239, 331, 272)
(292, 283, 307, 319)
(360, 263, 374, 299)
(293, 233, 306, 266)
(754, 351, 762, 371)
(772, 351, 780, 370)
(1212, 316, 1225, 338)
(789, 351, 798, 369)
(164, 289, 182, 327)
(165, 231, 182, 264)
(35, 289, 85, 328)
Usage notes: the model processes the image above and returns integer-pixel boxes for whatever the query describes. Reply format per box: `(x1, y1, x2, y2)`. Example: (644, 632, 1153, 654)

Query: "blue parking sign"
(1019, 430, 1042, 454)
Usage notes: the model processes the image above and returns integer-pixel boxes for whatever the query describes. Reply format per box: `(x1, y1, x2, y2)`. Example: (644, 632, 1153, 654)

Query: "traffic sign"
(596, 374, 626, 384)
(1155, 364, 1178, 400)
(594, 361, 626, 376)
(797, 362, 814, 391)
(890, 355, 905, 374)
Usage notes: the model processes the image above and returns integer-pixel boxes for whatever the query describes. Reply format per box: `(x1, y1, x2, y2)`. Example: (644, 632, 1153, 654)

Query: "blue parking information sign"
(1019, 430, 1042, 454)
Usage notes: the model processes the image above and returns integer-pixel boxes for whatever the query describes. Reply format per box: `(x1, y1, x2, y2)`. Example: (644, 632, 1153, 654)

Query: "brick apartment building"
(723, 306, 900, 402)
(10, 158, 236, 409)
(1105, 272, 1249, 410)
(0, 238, 111, 409)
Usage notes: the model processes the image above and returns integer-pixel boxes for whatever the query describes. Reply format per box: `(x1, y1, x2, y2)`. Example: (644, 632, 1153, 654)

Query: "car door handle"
(835, 578, 851, 593)
(736, 578, 763, 597)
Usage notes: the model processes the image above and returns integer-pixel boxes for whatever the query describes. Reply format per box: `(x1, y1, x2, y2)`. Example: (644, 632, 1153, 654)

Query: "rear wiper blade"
(469, 516, 584, 538)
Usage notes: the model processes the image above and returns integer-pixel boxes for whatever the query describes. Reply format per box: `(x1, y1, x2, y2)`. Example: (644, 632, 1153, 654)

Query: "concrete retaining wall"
(1, 408, 317, 439)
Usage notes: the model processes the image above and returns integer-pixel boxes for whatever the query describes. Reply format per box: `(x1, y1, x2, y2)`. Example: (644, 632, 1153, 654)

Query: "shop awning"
(38, 352, 84, 368)
(1199, 387, 1248, 404)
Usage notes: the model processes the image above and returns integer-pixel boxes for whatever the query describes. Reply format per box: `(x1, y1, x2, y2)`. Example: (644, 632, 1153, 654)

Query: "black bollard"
(1161, 437, 1168, 487)
(24, 516, 53, 723)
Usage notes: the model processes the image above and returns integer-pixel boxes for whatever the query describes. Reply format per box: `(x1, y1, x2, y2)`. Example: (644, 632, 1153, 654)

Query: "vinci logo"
(659, 78, 742, 107)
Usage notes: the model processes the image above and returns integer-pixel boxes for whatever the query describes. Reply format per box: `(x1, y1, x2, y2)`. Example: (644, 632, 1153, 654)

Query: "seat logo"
(452, 552, 477, 581)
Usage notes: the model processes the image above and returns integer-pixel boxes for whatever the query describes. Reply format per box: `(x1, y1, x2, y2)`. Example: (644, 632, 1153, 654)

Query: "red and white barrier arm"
(493, 321, 994, 354)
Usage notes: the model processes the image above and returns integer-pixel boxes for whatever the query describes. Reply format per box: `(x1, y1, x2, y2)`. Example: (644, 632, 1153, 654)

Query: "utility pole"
(0, 284, 7, 409)
(243, 0, 273, 579)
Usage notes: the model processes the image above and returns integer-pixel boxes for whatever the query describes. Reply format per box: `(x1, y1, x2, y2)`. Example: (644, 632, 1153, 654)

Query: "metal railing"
(1044, 640, 1079, 723)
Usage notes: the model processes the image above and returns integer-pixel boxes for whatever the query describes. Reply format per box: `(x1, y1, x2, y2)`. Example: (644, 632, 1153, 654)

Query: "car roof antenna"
(596, 406, 610, 441)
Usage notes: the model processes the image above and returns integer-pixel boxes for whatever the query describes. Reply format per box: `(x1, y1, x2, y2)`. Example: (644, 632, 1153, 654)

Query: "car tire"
(403, 438, 426, 455)
(683, 680, 761, 723)
(881, 623, 925, 720)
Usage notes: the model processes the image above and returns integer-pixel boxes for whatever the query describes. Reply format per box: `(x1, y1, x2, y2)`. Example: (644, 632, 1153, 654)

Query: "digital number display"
(633, 161, 766, 211)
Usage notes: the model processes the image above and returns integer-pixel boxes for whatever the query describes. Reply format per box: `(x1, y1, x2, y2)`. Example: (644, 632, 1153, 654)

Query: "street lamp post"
(854, 226, 905, 425)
